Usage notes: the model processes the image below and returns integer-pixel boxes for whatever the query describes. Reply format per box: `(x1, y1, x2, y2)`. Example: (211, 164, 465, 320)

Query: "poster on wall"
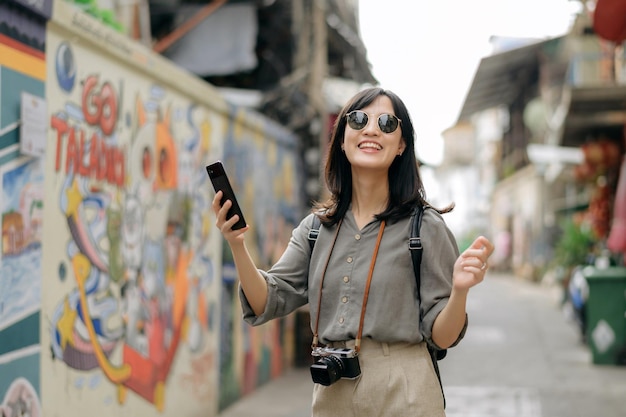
(20, 91, 47, 158)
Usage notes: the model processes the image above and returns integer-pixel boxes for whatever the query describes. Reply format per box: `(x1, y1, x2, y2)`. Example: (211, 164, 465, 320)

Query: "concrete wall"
(0, 2, 305, 416)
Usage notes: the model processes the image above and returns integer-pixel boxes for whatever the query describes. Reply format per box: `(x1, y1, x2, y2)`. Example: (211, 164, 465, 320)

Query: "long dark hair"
(313, 87, 453, 226)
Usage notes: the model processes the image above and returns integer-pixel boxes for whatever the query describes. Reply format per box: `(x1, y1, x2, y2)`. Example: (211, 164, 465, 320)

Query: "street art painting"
(41, 4, 302, 417)
(0, 6, 46, 415)
(0, 157, 44, 330)
(0, 157, 44, 417)
(218, 108, 304, 410)
(42, 17, 224, 416)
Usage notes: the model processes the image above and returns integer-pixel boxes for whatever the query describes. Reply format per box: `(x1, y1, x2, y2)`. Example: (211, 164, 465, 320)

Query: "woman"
(212, 87, 494, 416)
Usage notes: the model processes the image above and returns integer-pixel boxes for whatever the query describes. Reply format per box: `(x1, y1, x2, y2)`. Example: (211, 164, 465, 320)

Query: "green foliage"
(553, 218, 596, 268)
(67, 0, 126, 33)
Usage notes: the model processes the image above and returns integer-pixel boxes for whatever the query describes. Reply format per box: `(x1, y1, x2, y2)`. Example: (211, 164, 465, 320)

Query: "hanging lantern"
(594, 0, 626, 43)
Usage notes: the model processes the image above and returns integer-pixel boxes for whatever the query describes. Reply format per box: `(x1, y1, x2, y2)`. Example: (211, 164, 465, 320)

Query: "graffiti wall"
(0, 1, 47, 416)
(43, 15, 223, 417)
(218, 110, 304, 410)
(37, 3, 305, 416)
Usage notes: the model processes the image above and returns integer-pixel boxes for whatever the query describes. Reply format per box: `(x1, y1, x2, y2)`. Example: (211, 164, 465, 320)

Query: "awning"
(457, 37, 564, 122)
(560, 85, 626, 147)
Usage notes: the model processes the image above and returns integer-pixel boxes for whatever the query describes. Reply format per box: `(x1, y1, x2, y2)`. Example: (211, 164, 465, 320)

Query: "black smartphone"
(206, 161, 247, 230)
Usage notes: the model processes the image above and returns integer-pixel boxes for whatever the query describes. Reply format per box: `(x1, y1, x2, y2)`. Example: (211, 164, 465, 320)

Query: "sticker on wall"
(19, 92, 47, 158)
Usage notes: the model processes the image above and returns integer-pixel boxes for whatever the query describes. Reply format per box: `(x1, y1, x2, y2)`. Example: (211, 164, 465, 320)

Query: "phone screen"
(206, 161, 247, 230)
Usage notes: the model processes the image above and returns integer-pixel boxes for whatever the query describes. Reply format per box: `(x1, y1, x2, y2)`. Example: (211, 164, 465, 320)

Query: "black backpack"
(307, 205, 447, 407)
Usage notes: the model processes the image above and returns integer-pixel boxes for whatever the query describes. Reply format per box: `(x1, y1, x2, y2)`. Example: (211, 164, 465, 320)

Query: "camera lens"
(310, 355, 344, 386)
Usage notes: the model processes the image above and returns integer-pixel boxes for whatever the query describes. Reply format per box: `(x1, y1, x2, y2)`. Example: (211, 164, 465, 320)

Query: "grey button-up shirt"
(240, 208, 462, 347)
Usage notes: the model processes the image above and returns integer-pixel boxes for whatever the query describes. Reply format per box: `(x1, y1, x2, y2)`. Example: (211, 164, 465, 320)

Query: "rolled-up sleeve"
(419, 210, 467, 347)
(239, 214, 316, 326)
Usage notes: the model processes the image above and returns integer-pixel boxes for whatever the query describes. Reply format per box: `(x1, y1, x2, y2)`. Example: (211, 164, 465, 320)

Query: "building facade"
(442, 7, 626, 281)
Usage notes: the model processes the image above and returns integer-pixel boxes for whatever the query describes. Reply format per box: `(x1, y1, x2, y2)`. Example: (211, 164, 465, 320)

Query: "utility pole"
(311, 0, 328, 201)
(292, 0, 328, 202)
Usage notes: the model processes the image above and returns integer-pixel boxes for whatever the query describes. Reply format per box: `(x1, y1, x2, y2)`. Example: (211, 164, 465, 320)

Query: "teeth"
(358, 142, 382, 150)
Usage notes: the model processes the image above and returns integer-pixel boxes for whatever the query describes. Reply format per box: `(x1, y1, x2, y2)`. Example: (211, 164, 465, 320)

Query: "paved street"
(218, 273, 626, 417)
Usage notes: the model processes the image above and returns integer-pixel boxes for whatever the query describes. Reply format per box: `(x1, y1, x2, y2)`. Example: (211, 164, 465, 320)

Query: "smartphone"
(206, 161, 247, 230)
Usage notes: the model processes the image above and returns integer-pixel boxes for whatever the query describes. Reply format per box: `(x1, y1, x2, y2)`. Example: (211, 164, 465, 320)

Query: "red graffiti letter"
(99, 82, 117, 136)
(82, 75, 100, 127)
(50, 116, 69, 172)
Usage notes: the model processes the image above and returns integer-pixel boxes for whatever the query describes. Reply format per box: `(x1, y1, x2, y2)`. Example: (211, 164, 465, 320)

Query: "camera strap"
(311, 219, 386, 354)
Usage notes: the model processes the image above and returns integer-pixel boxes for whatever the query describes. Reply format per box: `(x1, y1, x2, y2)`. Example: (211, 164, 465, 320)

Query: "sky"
(359, 0, 583, 165)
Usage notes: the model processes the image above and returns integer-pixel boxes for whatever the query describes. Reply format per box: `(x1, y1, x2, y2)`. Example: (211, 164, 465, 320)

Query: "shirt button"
(343, 276, 349, 283)
(338, 317, 344, 324)
(346, 257, 353, 263)
(342, 296, 348, 303)
(355, 234, 361, 240)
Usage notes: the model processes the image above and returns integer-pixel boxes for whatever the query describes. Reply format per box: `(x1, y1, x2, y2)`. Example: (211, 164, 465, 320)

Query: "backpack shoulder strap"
(408, 205, 425, 296)
(409, 205, 447, 407)
(308, 215, 322, 252)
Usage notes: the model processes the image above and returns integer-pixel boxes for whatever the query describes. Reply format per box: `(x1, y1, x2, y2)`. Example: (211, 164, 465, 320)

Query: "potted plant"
(553, 217, 596, 271)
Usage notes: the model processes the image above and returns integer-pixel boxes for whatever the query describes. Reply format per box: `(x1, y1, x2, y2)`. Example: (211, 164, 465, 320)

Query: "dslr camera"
(310, 347, 361, 386)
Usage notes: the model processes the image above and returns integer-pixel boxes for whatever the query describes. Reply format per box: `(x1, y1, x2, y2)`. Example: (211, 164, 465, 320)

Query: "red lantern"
(594, 0, 626, 43)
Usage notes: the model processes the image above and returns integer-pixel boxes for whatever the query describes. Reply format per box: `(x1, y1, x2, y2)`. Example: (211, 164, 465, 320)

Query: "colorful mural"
(218, 110, 304, 410)
(0, 158, 44, 417)
(42, 14, 223, 415)
(0, 158, 44, 321)
(40, 4, 306, 416)
(0, 2, 304, 415)
(0, 2, 47, 414)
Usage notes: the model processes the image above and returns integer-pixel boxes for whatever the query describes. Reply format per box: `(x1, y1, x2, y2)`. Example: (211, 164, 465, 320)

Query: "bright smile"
(358, 141, 382, 150)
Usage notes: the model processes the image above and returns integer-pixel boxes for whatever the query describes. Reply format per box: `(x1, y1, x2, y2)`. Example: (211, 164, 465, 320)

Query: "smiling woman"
(212, 86, 495, 416)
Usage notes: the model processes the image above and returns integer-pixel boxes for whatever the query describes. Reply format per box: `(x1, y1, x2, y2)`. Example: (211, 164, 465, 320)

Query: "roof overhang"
(457, 37, 564, 122)
(560, 85, 626, 146)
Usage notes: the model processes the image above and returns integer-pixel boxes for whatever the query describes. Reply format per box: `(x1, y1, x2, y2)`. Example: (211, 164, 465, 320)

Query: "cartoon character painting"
(48, 77, 214, 411)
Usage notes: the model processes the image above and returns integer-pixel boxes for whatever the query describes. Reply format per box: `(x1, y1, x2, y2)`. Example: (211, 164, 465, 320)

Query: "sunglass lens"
(347, 111, 368, 130)
(378, 114, 399, 133)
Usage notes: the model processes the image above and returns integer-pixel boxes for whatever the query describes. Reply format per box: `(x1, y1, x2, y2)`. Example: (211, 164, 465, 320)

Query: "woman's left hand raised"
(453, 236, 495, 292)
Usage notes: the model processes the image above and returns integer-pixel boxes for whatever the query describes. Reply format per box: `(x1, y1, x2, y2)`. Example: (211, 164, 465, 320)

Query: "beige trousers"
(311, 339, 445, 417)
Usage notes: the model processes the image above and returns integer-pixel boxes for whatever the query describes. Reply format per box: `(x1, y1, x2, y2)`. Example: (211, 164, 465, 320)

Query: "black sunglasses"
(346, 110, 401, 134)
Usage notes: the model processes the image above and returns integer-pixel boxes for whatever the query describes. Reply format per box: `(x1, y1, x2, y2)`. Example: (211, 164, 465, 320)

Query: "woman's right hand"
(212, 191, 249, 245)
(211, 191, 267, 315)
